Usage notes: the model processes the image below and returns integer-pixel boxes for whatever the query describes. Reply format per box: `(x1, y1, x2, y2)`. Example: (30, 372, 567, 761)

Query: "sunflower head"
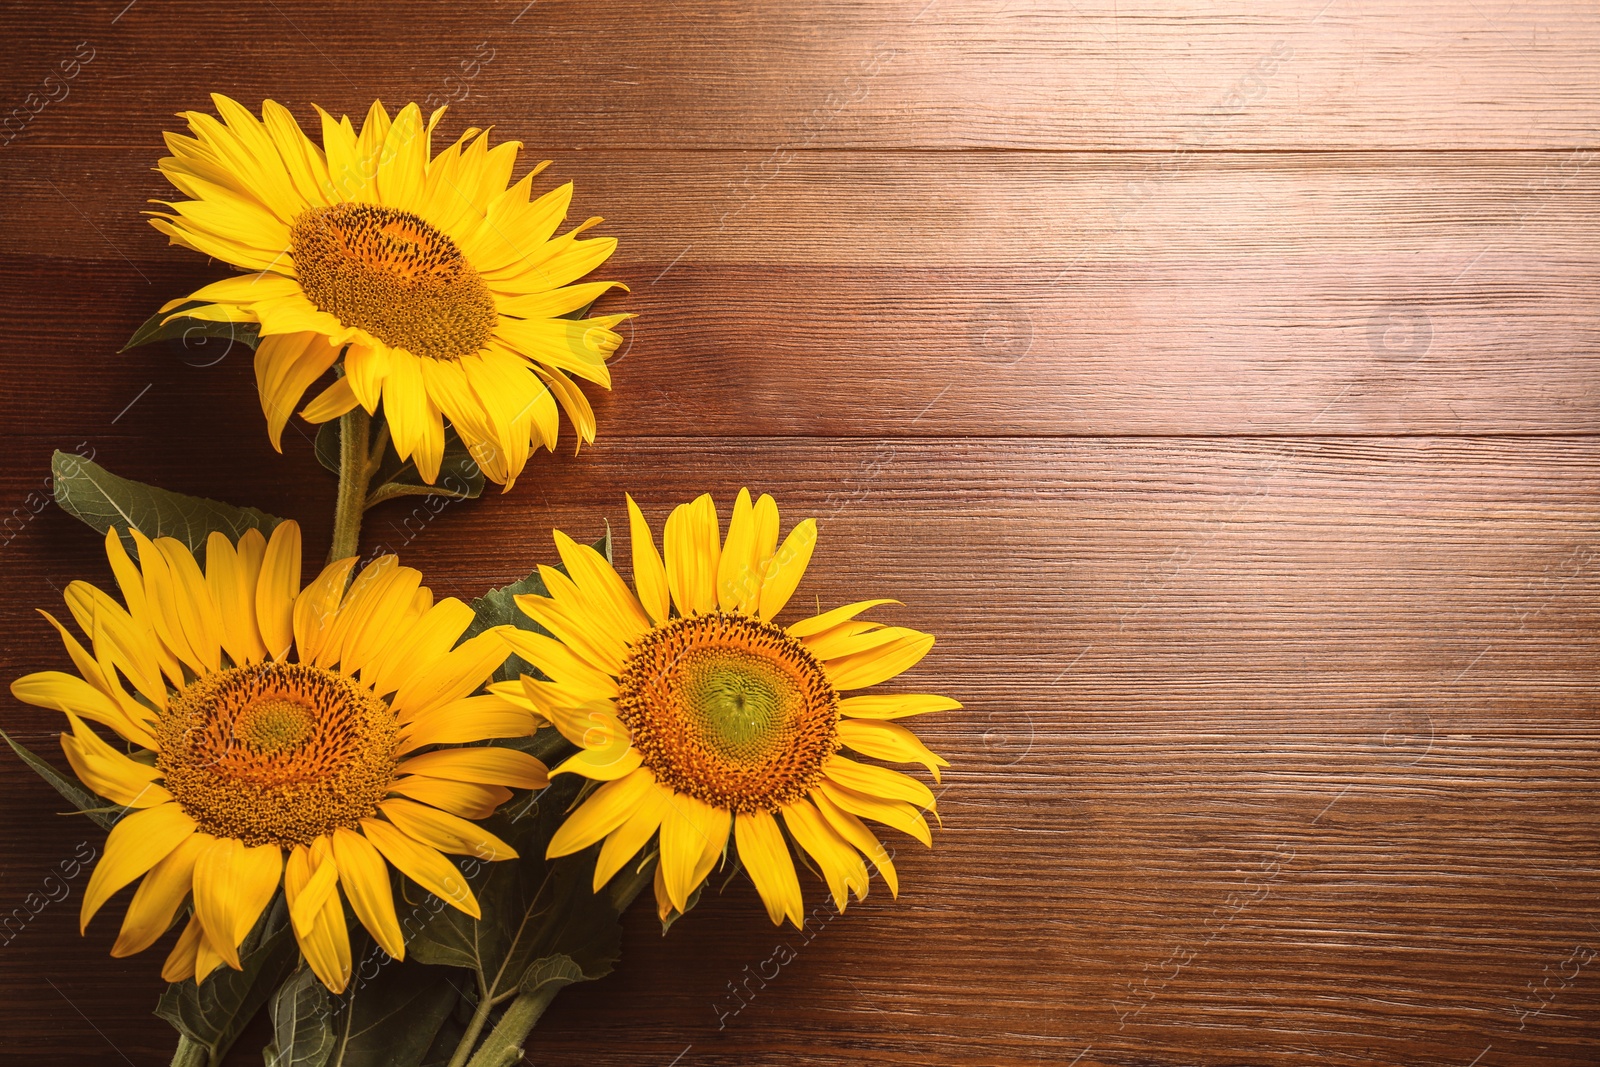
(488, 489, 957, 929)
(9, 522, 546, 992)
(148, 95, 631, 489)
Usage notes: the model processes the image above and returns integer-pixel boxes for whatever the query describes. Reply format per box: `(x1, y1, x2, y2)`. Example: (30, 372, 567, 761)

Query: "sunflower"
(489, 490, 955, 926)
(148, 94, 629, 489)
(8, 523, 544, 992)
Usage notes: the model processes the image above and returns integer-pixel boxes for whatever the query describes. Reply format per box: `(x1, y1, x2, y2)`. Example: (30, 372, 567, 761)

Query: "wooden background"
(2, 1, 1597, 1063)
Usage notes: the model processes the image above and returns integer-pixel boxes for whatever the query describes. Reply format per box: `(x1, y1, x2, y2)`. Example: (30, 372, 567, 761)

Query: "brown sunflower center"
(155, 661, 398, 847)
(289, 202, 497, 361)
(615, 613, 839, 813)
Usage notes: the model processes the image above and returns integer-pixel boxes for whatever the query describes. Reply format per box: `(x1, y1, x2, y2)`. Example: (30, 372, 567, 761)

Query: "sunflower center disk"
(617, 614, 840, 813)
(156, 662, 398, 848)
(290, 202, 497, 361)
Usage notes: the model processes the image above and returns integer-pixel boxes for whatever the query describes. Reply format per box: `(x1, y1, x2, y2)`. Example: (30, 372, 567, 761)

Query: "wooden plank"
(2, 1, 1597, 150)
(4, 149, 1598, 436)
(0, 436, 1595, 1065)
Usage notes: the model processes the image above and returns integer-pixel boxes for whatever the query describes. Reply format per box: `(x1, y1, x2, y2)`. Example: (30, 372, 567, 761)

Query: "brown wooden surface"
(1, 1, 1597, 1065)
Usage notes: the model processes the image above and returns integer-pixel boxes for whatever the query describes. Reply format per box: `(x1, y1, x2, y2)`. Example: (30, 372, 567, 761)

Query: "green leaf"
(0, 726, 118, 831)
(325, 957, 465, 1067)
(314, 421, 485, 507)
(517, 953, 587, 997)
(51, 451, 284, 566)
(407, 777, 624, 1011)
(157, 896, 300, 1067)
(464, 531, 611, 683)
(121, 301, 260, 352)
(264, 951, 464, 1067)
(263, 967, 336, 1067)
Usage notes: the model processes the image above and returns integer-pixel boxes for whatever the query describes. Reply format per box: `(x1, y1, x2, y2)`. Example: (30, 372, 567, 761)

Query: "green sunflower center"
(235, 696, 315, 753)
(156, 662, 398, 847)
(616, 614, 840, 813)
(289, 202, 497, 361)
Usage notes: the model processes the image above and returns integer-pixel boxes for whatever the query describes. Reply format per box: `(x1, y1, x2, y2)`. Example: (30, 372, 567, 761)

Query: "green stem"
(169, 1034, 210, 1067)
(327, 407, 374, 565)
(462, 985, 562, 1067)
(451, 864, 657, 1067)
(445, 986, 498, 1067)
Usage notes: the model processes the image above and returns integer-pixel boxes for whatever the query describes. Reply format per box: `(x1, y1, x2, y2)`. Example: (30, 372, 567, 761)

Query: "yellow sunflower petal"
(386, 777, 512, 820)
(539, 698, 630, 755)
(192, 836, 283, 970)
(823, 629, 936, 691)
(396, 697, 537, 755)
(59, 712, 168, 809)
(300, 375, 360, 423)
(161, 914, 204, 983)
(836, 719, 950, 782)
(63, 577, 166, 703)
(546, 767, 656, 858)
(111, 832, 210, 958)
(750, 493, 780, 575)
(787, 599, 901, 640)
(531, 365, 593, 453)
(82, 802, 197, 933)
(551, 744, 642, 783)
(390, 629, 512, 721)
(126, 529, 202, 675)
(658, 790, 729, 914)
(330, 826, 404, 959)
(653, 858, 673, 923)
(782, 797, 869, 911)
(837, 693, 962, 720)
(381, 351, 431, 474)
(735, 808, 804, 926)
(664, 493, 721, 616)
(255, 332, 341, 451)
(154, 536, 225, 674)
(377, 798, 517, 861)
(500, 628, 619, 700)
(811, 786, 899, 897)
(195, 926, 228, 983)
(362, 596, 477, 698)
(815, 779, 932, 848)
(285, 843, 339, 940)
(344, 342, 390, 414)
(292, 556, 358, 665)
(514, 580, 627, 676)
(823, 755, 937, 813)
(340, 567, 429, 678)
(284, 840, 351, 994)
(255, 519, 302, 661)
(625, 495, 671, 625)
(797, 620, 880, 662)
(757, 518, 817, 621)
(13, 670, 154, 751)
(553, 529, 652, 642)
(394, 747, 547, 789)
(29, 614, 158, 748)
(716, 488, 763, 614)
(593, 784, 670, 890)
(206, 529, 270, 666)
(497, 278, 627, 319)
(359, 817, 481, 919)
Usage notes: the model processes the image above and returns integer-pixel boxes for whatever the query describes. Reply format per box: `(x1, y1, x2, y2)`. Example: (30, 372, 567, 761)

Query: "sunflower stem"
(446, 985, 500, 1067)
(460, 985, 563, 1067)
(327, 407, 373, 564)
(168, 1034, 210, 1067)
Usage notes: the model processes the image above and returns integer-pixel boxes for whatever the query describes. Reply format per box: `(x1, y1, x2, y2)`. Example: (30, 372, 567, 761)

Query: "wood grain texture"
(4, 148, 1599, 436)
(0, 1, 1597, 1065)
(2, 0, 1599, 150)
